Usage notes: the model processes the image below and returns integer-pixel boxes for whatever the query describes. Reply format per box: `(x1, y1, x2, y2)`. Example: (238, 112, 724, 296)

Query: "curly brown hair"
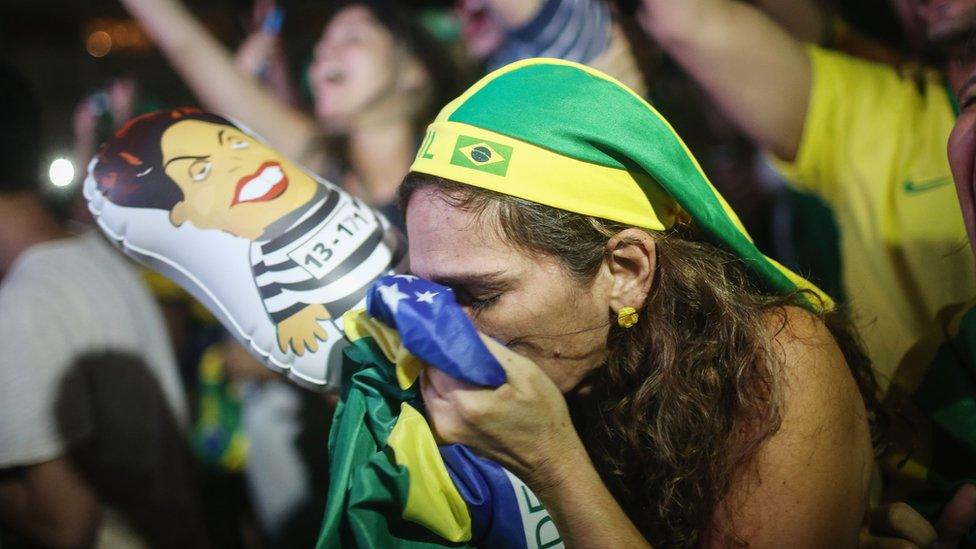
(400, 173, 883, 547)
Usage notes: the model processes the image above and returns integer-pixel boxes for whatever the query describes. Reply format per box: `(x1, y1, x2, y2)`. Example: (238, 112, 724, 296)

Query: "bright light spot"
(49, 158, 75, 187)
(86, 30, 112, 58)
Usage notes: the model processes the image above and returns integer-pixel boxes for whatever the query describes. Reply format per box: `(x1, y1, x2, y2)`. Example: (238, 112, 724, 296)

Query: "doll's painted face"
(161, 120, 319, 239)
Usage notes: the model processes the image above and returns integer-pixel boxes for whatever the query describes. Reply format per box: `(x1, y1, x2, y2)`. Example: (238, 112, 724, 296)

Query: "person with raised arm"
(639, 0, 976, 535)
(119, 0, 461, 229)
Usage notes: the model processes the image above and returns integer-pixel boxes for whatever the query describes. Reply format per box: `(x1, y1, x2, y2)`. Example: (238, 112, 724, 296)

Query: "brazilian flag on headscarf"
(319, 58, 836, 548)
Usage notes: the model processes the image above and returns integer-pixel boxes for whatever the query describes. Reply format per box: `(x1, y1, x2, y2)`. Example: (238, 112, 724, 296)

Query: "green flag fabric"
(317, 307, 562, 549)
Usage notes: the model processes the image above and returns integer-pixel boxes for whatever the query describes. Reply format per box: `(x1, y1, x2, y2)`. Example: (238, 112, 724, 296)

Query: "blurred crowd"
(1, 0, 976, 547)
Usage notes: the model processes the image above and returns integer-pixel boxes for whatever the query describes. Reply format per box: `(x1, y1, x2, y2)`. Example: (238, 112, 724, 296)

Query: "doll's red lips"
(232, 161, 289, 206)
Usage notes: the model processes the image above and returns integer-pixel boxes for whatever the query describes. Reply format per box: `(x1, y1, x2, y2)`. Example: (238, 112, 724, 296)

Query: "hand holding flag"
(367, 274, 585, 490)
(367, 274, 507, 387)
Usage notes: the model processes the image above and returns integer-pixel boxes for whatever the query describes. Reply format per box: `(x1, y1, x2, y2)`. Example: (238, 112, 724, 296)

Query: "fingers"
(313, 304, 332, 321)
(311, 322, 329, 343)
(420, 368, 490, 433)
(419, 369, 459, 444)
(424, 365, 477, 396)
(934, 484, 976, 549)
(868, 502, 937, 548)
(299, 323, 327, 354)
(290, 337, 306, 356)
(277, 331, 291, 354)
(477, 333, 536, 382)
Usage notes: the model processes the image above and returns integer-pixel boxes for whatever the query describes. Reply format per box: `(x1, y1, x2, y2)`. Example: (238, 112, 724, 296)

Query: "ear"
(606, 228, 656, 313)
(169, 201, 188, 227)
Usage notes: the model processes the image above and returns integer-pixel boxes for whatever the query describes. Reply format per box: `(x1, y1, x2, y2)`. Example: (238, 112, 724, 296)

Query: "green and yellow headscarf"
(410, 58, 830, 309)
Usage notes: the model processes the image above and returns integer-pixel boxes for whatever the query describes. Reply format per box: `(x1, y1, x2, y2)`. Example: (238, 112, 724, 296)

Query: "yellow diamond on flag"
(458, 142, 506, 166)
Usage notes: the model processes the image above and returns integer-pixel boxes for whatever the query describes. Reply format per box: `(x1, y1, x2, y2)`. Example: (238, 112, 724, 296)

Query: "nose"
(224, 155, 244, 173)
(314, 36, 340, 63)
(948, 111, 976, 257)
(949, 111, 976, 189)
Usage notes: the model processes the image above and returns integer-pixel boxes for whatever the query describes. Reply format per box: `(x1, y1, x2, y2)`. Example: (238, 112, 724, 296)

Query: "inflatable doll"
(85, 108, 406, 387)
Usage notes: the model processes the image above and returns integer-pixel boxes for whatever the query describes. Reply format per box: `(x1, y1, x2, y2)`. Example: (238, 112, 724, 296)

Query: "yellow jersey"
(776, 45, 976, 395)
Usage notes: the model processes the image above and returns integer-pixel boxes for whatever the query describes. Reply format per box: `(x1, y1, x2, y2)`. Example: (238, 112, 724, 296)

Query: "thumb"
(934, 484, 976, 549)
(478, 333, 535, 381)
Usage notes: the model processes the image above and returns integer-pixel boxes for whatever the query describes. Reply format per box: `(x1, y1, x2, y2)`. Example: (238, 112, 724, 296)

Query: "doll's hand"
(276, 303, 330, 356)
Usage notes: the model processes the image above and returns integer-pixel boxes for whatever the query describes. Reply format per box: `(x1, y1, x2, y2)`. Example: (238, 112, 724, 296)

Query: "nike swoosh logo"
(903, 176, 952, 193)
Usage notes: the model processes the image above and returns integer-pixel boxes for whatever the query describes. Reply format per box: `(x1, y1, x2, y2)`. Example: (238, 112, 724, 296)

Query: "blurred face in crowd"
(456, 0, 505, 61)
(161, 120, 319, 239)
(309, 5, 426, 131)
(890, 0, 976, 48)
(948, 73, 976, 261)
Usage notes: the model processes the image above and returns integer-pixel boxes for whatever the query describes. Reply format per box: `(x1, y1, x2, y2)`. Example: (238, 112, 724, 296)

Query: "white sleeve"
(0, 276, 93, 467)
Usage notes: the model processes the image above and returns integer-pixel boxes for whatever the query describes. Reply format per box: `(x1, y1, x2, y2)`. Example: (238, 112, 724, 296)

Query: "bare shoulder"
(764, 305, 837, 353)
(714, 306, 873, 546)
(763, 306, 851, 388)
(760, 305, 870, 437)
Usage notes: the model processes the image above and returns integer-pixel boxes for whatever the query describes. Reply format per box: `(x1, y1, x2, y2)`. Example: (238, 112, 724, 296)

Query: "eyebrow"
(425, 270, 509, 289)
(218, 129, 225, 145)
(163, 155, 208, 169)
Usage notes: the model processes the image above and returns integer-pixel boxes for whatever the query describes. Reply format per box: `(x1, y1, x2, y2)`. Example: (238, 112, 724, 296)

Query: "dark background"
(0, 0, 903, 193)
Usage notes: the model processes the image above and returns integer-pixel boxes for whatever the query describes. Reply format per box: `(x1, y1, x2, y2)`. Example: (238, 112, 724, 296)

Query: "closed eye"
(469, 293, 501, 311)
(228, 135, 249, 150)
(453, 289, 502, 312)
(190, 158, 212, 182)
(963, 93, 976, 113)
(425, 271, 510, 313)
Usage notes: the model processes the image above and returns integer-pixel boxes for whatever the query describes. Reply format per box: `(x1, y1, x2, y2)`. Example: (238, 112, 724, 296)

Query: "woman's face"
(406, 187, 615, 392)
(309, 5, 403, 128)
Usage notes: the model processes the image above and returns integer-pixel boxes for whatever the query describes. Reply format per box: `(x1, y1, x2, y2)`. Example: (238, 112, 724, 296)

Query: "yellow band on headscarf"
(412, 120, 684, 231)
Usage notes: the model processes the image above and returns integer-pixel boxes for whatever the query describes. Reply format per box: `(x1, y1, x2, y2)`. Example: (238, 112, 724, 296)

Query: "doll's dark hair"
(93, 108, 229, 210)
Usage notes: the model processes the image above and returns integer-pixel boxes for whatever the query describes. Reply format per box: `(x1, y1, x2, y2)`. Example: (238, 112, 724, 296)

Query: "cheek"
(189, 185, 218, 218)
(350, 49, 395, 88)
(474, 286, 609, 389)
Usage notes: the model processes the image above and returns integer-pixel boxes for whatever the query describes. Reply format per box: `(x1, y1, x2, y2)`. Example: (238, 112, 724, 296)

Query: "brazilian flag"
(316, 275, 561, 548)
(884, 302, 976, 541)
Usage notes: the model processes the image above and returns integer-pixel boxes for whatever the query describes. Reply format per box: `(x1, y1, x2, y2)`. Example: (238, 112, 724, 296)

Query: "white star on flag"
(394, 274, 419, 282)
(378, 283, 410, 313)
(415, 290, 439, 304)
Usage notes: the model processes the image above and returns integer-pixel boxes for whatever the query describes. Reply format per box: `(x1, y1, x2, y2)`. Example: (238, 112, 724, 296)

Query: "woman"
(119, 0, 461, 227)
(399, 58, 882, 547)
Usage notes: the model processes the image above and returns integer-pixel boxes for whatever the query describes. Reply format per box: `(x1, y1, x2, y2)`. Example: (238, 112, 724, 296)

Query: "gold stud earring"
(617, 306, 638, 329)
